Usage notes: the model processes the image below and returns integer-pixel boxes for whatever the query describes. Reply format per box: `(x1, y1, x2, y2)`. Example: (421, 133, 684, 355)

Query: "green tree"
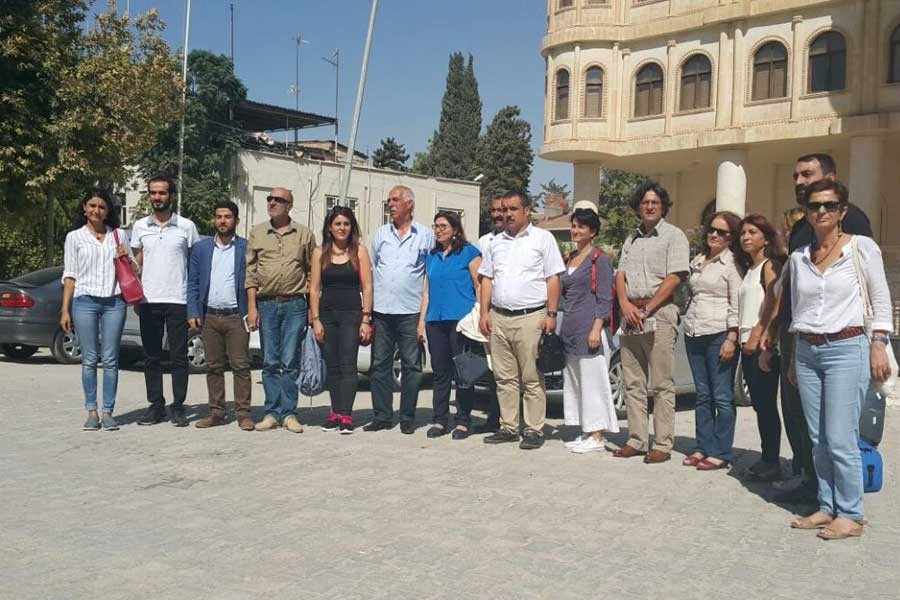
(136, 49, 247, 234)
(371, 137, 409, 171)
(473, 105, 533, 234)
(597, 169, 647, 250)
(424, 53, 482, 179)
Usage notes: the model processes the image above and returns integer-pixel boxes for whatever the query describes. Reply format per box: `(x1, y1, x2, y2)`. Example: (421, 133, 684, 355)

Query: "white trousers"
(563, 352, 620, 433)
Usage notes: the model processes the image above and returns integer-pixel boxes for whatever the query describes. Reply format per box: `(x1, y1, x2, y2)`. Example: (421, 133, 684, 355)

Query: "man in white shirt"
(479, 191, 565, 450)
(131, 176, 200, 427)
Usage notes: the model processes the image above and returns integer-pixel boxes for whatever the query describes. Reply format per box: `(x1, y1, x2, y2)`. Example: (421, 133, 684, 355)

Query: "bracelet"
(872, 335, 891, 346)
(311, 316, 320, 322)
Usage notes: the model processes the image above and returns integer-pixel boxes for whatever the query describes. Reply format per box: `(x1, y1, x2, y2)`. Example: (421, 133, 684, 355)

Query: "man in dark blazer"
(187, 200, 253, 430)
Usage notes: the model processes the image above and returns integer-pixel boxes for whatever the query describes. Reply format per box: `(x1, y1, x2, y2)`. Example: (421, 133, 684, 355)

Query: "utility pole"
(322, 49, 340, 160)
(340, 0, 379, 207)
(229, 1, 235, 64)
(177, 0, 192, 213)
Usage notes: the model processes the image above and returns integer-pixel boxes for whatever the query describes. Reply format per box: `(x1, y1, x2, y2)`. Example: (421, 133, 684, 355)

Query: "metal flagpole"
(176, 0, 192, 213)
(340, 0, 378, 206)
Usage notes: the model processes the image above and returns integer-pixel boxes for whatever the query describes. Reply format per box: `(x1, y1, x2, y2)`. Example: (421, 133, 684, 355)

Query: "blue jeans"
(71, 295, 127, 413)
(369, 312, 423, 424)
(795, 335, 869, 521)
(685, 332, 737, 462)
(258, 297, 307, 422)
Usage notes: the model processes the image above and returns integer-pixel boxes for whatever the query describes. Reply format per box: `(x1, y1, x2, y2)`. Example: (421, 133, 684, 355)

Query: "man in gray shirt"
(613, 181, 690, 464)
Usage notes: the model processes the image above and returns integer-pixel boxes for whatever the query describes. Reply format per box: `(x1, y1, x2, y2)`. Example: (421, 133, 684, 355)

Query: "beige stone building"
(540, 0, 900, 296)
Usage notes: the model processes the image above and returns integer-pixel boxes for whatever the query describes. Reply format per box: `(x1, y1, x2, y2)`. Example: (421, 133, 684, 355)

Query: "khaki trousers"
(489, 308, 546, 434)
(201, 313, 252, 418)
(620, 303, 679, 452)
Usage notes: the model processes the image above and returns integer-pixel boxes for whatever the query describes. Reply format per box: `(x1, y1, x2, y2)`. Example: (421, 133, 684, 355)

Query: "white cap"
(572, 200, 598, 213)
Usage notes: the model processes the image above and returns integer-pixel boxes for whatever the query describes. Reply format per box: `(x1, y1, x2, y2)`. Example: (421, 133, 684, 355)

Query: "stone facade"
(540, 0, 900, 299)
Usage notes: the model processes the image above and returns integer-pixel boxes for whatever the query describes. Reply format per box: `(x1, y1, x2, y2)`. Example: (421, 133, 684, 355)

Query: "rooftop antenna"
(290, 34, 310, 143)
(322, 49, 340, 161)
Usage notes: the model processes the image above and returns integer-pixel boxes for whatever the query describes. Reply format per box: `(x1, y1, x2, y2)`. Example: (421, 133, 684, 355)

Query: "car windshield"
(8, 267, 63, 287)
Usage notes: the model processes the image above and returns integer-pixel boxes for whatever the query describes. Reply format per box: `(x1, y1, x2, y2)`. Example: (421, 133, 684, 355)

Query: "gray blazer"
(560, 252, 614, 357)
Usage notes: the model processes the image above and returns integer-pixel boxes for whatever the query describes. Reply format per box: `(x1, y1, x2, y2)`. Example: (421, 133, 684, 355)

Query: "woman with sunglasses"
(309, 206, 373, 434)
(60, 189, 132, 431)
(681, 211, 743, 470)
(787, 179, 893, 540)
(736, 214, 786, 481)
(418, 211, 481, 439)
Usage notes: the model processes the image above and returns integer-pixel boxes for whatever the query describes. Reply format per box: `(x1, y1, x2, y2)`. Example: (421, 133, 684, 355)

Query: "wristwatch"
(872, 335, 891, 346)
(547, 311, 558, 318)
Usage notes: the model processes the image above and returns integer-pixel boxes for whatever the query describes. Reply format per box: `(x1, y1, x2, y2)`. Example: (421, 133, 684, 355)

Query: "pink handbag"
(112, 229, 145, 304)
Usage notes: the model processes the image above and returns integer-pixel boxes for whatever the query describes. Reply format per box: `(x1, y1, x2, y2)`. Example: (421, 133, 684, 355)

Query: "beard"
(151, 200, 171, 213)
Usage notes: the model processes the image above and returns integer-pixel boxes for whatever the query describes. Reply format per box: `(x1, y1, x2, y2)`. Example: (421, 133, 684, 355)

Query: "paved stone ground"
(1, 352, 898, 600)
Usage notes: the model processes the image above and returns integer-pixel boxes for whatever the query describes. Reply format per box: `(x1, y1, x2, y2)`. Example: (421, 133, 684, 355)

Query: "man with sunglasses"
(758, 153, 872, 505)
(245, 187, 316, 433)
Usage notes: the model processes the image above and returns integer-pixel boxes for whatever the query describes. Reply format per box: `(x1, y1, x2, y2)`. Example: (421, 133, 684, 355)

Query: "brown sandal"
(817, 517, 864, 540)
(790, 511, 833, 529)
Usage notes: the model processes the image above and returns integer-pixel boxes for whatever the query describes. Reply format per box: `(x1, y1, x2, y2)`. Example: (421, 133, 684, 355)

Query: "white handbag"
(851, 236, 898, 405)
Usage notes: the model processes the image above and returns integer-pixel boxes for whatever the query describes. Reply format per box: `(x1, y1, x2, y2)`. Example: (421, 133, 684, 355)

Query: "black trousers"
(742, 348, 782, 464)
(780, 331, 815, 478)
(138, 303, 189, 409)
(321, 309, 361, 416)
(425, 320, 476, 427)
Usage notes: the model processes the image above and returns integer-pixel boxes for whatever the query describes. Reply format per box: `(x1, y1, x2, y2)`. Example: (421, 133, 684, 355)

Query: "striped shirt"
(62, 226, 129, 298)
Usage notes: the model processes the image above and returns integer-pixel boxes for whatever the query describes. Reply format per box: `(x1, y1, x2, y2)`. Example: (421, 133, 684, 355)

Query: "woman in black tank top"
(309, 207, 373, 433)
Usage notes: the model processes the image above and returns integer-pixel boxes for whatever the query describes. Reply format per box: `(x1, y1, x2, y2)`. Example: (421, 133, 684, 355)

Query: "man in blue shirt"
(187, 201, 253, 431)
(365, 185, 435, 434)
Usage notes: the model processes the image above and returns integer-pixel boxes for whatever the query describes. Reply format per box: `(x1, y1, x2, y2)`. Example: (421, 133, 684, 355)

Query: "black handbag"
(452, 344, 490, 389)
(536, 332, 566, 373)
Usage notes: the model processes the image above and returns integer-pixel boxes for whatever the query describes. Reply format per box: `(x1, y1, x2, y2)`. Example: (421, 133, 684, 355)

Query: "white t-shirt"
(130, 214, 200, 304)
(478, 224, 565, 311)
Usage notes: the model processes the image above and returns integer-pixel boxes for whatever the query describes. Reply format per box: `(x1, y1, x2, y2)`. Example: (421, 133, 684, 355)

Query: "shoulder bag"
(112, 229, 145, 304)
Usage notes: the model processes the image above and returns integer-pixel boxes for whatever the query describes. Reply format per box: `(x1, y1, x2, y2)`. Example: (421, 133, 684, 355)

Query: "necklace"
(88, 225, 106, 240)
(812, 233, 843, 266)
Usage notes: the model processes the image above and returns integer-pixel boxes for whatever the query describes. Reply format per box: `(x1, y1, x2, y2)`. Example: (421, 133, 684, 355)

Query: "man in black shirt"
(760, 153, 872, 505)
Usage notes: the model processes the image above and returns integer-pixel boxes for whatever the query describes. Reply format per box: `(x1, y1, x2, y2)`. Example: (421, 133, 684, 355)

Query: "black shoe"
(170, 407, 189, 427)
(339, 422, 354, 435)
(138, 406, 166, 426)
(773, 481, 818, 505)
(519, 431, 545, 450)
(321, 417, 341, 432)
(484, 429, 519, 444)
(363, 420, 394, 432)
(400, 421, 415, 435)
(473, 421, 500, 434)
(426, 425, 446, 438)
(451, 428, 470, 440)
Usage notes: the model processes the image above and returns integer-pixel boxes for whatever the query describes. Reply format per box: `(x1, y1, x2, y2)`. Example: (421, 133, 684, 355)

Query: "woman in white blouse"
(788, 180, 893, 540)
(682, 211, 743, 471)
(60, 189, 132, 431)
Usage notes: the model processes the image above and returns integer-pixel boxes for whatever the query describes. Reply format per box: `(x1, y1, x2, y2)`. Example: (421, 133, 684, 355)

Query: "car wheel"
(391, 344, 426, 391)
(187, 331, 207, 374)
(0, 343, 39, 360)
(734, 360, 752, 407)
(608, 351, 626, 416)
(51, 329, 81, 364)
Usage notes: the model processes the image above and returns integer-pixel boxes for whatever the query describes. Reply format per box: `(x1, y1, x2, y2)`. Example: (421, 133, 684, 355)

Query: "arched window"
(890, 25, 900, 84)
(679, 54, 712, 110)
(634, 63, 664, 117)
(555, 69, 570, 120)
(808, 31, 846, 92)
(559, 0, 573, 9)
(583, 66, 603, 118)
(752, 41, 788, 100)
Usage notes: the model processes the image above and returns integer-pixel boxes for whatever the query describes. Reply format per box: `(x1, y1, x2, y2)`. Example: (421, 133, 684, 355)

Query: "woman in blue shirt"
(418, 211, 482, 439)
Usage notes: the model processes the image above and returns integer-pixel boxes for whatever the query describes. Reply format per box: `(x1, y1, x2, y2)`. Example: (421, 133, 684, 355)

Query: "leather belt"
(492, 304, 546, 317)
(799, 327, 866, 346)
(258, 294, 307, 303)
(206, 307, 240, 316)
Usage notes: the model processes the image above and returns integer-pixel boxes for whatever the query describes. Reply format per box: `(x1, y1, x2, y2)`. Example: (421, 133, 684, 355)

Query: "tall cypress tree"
(425, 52, 482, 179)
(473, 105, 534, 234)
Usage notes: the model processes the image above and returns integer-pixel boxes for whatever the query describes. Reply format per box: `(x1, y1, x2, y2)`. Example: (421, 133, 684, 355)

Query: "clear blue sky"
(113, 0, 571, 194)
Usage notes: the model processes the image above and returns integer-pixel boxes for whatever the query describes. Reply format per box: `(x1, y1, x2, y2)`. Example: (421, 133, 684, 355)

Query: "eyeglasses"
(266, 195, 290, 205)
(433, 224, 451, 231)
(640, 199, 662, 207)
(707, 227, 732, 238)
(805, 201, 841, 213)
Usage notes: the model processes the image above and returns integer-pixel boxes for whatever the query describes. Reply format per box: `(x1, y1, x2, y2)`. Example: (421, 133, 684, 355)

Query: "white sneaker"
(564, 434, 589, 449)
(572, 436, 607, 454)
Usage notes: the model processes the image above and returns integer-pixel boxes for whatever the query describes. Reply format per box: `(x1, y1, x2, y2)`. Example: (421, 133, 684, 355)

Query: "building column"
(848, 135, 885, 241)
(730, 22, 745, 127)
(572, 44, 581, 138)
(790, 16, 804, 122)
(574, 163, 602, 208)
(618, 48, 631, 136)
(544, 53, 554, 142)
(716, 148, 748, 215)
(860, 0, 880, 113)
(610, 42, 621, 138)
(664, 40, 677, 135)
(715, 24, 733, 129)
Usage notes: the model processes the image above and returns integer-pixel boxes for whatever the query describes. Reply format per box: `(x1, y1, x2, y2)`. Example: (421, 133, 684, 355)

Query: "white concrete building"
(540, 0, 900, 295)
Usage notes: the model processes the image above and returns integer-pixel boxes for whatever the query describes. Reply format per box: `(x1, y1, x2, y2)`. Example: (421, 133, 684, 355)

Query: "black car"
(0, 267, 80, 363)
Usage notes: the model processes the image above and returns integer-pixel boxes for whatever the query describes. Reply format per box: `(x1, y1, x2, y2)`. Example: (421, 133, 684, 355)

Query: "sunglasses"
(805, 201, 841, 213)
(707, 227, 732, 238)
(266, 195, 290, 204)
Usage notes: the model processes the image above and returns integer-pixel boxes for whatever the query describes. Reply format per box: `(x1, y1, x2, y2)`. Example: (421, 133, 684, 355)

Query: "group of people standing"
(60, 151, 893, 540)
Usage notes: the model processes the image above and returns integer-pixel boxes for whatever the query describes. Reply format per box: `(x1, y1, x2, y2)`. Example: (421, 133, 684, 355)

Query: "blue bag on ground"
(859, 439, 883, 493)
(297, 327, 326, 396)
